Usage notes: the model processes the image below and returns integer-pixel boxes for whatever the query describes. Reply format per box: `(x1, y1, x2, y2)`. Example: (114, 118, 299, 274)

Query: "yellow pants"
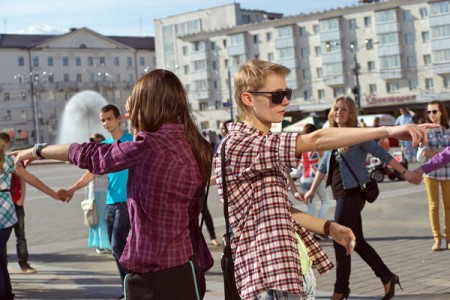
(423, 176, 450, 240)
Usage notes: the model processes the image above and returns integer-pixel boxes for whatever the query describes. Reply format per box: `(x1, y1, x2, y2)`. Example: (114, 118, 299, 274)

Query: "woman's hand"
(304, 190, 314, 204)
(386, 124, 439, 147)
(9, 148, 34, 170)
(329, 222, 356, 255)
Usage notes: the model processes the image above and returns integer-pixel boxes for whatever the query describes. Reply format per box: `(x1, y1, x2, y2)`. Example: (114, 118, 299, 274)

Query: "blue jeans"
(0, 227, 13, 300)
(300, 181, 330, 219)
(333, 195, 393, 294)
(106, 202, 130, 286)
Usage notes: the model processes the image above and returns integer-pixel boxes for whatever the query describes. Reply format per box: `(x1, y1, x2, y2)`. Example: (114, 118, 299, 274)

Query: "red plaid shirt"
(214, 123, 333, 300)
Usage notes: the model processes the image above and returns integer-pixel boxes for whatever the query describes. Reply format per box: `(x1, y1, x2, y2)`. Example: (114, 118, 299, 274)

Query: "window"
(423, 54, 432, 65)
(407, 56, 417, 67)
(75, 56, 81, 66)
(368, 61, 376, 71)
(212, 61, 217, 70)
(99, 57, 106, 65)
(253, 34, 259, 44)
(32, 56, 39, 67)
(115, 74, 121, 82)
(299, 26, 306, 36)
(48, 56, 54, 66)
(139, 57, 145, 66)
(430, 1, 449, 16)
(422, 31, 430, 42)
(277, 26, 293, 37)
(302, 68, 311, 80)
(267, 52, 274, 62)
(420, 7, 428, 18)
(315, 46, 321, 56)
(380, 55, 400, 68)
(379, 32, 398, 44)
(199, 101, 208, 111)
(376, 10, 396, 23)
(333, 87, 346, 98)
(432, 25, 450, 39)
(242, 15, 251, 24)
(313, 24, 320, 34)
(18, 56, 24, 66)
(87, 57, 94, 66)
(114, 57, 120, 66)
(369, 84, 377, 94)
(324, 62, 343, 75)
(48, 74, 54, 83)
(324, 41, 340, 53)
(300, 47, 309, 58)
(409, 79, 418, 90)
(62, 56, 69, 66)
(4, 92, 10, 102)
(223, 39, 227, 48)
(365, 39, 373, 50)
(403, 10, 413, 21)
(277, 47, 294, 59)
(194, 80, 207, 91)
(193, 60, 206, 71)
(213, 80, 218, 90)
(127, 57, 133, 67)
(211, 41, 216, 50)
(364, 16, 372, 27)
(425, 78, 434, 89)
(266, 32, 272, 42)
(386, 82, 399, 93)
(128, 73, 134, 82)
(182, 46, 189, 55)
(316, 67, 323, 78)
(303, 90, 310, 100)
(320, 18, 339, 32)
(318, 89, 325, 99)
(76, 74, 82, 82)
(215, 100, 221, 109)
(20, 92, 27, 100)
(21, 110, 27, 119)
(444, 75, 450, 88)
(63, 74, 70, 82)
(405, 33, 415, 44)
(349, 18, 357, 29)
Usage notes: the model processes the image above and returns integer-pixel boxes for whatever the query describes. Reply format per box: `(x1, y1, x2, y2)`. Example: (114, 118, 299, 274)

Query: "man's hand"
(386, 123, 439, 147)
(8, 148, 34, 170)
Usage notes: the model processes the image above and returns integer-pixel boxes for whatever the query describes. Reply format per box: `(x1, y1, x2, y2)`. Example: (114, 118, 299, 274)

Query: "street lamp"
(350, 42, 361, 109)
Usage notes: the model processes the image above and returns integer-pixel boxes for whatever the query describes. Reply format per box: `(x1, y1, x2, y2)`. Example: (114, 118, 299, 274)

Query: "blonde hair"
(233, 59, 290, 120)
(328, 96, 358, 152)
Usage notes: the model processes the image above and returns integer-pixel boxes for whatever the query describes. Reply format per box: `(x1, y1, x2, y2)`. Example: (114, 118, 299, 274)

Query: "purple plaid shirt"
(69, 124, 208, 273)
(214, 123, 333, 300)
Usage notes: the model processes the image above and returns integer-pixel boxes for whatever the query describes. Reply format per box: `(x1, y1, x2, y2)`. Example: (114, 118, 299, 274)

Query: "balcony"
(323, 74, 345, 85)
(189, 90, 211, 101)
(429, 13, 450, 27)
(380, 68, 403, 80)
(191, 70, 209, 81)
(227, 44, 246, 56)
(375, 22, 398, 34)
(377, 44, 401, 57)
(190, 50, 209, 61)
(321, 51, 343, 64)
(433, 62, 450, 75)
(319, 29, 341, 43)
(274, 37, 295, 49)
(276, 57, 297, 69)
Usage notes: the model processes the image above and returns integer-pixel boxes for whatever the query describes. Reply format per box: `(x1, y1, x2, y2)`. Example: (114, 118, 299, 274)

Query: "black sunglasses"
(247, 88, 292, 104)
(427, 110, 440, 114)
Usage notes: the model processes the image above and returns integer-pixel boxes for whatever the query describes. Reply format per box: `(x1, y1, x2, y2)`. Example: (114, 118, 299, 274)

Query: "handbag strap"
(338, 150, 363, 188)
(220, 138, 233, 246)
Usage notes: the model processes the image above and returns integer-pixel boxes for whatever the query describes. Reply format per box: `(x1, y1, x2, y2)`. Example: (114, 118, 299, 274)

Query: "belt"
(0, 190, 9, 193)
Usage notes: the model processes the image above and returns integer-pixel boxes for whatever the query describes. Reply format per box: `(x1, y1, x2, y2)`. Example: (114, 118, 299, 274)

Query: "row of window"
(18, 55, 154, 68)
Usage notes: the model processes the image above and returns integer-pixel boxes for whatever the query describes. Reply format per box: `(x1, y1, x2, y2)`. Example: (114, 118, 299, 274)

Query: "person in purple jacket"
(412, 147, 450, 178)
(10, 69, 214, 299)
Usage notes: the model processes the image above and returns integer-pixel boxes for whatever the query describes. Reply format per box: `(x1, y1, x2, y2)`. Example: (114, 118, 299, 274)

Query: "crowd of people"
(1, 58, 448, 300)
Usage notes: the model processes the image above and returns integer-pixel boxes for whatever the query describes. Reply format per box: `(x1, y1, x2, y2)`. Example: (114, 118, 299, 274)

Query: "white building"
(154, 0, 450, 131)
(0, 27, 155, 144)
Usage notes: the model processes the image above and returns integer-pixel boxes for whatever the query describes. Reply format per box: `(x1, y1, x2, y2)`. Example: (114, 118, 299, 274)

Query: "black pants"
(202, 204, 216, 240)
(14, 204, 29, 268)
(333, 195, 393, 294)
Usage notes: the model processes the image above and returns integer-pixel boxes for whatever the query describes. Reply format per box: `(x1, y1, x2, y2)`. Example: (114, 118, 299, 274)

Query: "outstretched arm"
(296, 124, 437, 155)
(59, 171, 95, 202)
(10, 144, 71, 170)
(15, 168, 61, 201)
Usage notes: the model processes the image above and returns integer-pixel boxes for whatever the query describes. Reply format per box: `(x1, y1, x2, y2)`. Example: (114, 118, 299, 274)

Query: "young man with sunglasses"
(213, 59, 434, 300)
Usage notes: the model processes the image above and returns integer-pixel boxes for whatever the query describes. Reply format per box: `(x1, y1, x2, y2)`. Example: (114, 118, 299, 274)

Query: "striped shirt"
(424, 128, 450, 180)
(214, 123, 333, 300)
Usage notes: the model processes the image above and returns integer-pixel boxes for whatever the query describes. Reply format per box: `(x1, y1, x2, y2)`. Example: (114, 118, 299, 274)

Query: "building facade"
(154, 0, 450, 130)
(0, 27, 155, 144)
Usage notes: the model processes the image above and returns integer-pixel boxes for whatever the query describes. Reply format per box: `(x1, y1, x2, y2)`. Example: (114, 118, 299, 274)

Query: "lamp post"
(350, 43, 361, 109)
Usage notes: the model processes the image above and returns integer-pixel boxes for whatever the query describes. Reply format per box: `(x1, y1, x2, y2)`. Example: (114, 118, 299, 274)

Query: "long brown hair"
(427, 100, 449, 129)
(328, 96, 358, 152)
(127, 69, 211, 183)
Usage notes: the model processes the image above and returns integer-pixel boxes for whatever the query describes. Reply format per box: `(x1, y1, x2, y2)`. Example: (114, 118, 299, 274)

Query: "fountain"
(57, 90, 109, 144)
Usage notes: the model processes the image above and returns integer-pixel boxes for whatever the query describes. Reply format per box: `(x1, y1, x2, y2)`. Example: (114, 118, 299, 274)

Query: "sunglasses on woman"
(427, 110, 440, 115)
(247, 88, 293, 104)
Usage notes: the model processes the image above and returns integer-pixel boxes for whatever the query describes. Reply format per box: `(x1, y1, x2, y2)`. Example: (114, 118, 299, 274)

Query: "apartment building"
(0, 27, 155, 144)
(154, 0, 450, 131)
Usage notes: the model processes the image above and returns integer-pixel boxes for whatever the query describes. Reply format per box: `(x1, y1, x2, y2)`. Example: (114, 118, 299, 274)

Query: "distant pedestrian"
(360, 118, 367, 128)
(395, 108, 417, 162)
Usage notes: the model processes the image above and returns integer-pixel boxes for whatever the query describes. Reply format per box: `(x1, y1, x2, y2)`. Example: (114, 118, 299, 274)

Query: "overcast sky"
(1, 0, 363, 37)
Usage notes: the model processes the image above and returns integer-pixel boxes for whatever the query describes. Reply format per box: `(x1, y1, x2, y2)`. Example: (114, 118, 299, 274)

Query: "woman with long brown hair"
(10, 69, 213, 299)
(305, 96, 415, 300)
(417, 100, 450, 251)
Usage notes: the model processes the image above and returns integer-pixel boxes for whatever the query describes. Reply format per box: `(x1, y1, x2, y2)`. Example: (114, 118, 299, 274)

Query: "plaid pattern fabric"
(214, 123, 333, 300)
(0, 155, 18, 229)
(69, 124, 208, 274)
(425, 128, 450, 180)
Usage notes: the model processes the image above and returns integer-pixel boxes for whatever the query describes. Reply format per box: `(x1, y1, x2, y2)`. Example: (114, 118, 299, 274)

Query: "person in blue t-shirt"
(60, 104, 132, 298)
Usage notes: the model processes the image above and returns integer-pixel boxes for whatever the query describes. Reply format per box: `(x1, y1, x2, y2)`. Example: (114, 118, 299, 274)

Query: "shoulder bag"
(124, 165, 214, 300)
(339, 152, 379, 204)
(80, 198, 98, 226)
(220, 140, 241, 300)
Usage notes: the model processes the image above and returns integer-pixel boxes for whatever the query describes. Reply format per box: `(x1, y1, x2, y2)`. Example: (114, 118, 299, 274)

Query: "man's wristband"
(324, 220, 334, 236)
(34, 143, 48, 160)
